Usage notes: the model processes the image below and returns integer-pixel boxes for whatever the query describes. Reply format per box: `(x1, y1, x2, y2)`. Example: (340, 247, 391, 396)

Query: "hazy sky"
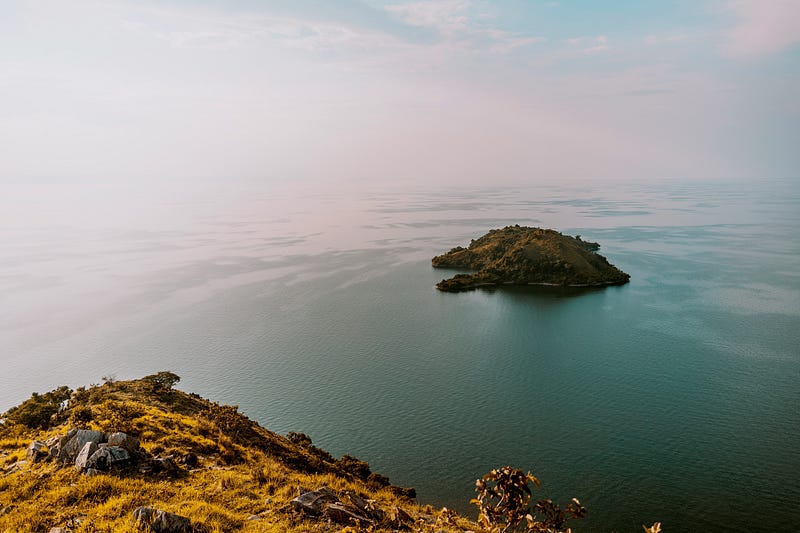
(1, 0, 798, 185)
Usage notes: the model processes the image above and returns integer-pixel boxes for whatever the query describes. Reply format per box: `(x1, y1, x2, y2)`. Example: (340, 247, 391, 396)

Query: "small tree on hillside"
(142, 371, 180, 392)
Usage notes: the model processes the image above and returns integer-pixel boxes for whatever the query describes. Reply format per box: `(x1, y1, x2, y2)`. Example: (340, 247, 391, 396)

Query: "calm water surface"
(2, 178, 799, 532)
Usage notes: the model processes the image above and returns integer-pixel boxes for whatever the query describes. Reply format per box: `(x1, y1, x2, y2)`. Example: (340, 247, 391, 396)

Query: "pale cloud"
(1, 0, 795, 183)
(488, 33, 545, 54)
(583, 35, 610, 55)
(643, 33, 695, 46)
(386, 0, 471, 36)
(127, 5, 385, 53)
(560, 35, 610, 57)
(118, 0, 539, 61)
(723, 0, 800, 59)
(385, 1, 543, 55)
(157, 30, 252, 50)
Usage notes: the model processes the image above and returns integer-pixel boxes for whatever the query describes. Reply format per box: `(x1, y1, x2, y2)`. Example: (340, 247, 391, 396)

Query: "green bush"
(68, 404, 94, 426)
(92, 400, 145, 433)
(2, 386, 72, 429)
(142, 371, 180, 392)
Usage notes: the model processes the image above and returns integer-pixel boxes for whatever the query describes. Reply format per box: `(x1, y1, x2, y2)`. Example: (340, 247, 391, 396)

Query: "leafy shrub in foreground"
(472, 466, 586, 533)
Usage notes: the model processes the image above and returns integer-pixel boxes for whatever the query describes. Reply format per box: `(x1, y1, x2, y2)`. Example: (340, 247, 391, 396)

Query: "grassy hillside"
(1, 373, 655, 533)
(0, 373, 477, 532)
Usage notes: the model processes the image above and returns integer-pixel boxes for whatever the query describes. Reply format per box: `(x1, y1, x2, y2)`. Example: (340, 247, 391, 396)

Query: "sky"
(1, 0, 799, 186)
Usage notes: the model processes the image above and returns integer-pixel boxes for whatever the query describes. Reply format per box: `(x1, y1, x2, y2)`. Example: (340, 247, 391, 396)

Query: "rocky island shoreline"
(432, 226, 630, 292)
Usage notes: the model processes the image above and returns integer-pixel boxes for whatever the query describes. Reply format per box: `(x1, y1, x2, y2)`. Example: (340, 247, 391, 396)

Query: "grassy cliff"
(1, 374, 657, 533)
(0, 373, 477, 532)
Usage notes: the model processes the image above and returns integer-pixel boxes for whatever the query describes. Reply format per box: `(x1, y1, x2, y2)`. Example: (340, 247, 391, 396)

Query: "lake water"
(2, 178, 799, 532)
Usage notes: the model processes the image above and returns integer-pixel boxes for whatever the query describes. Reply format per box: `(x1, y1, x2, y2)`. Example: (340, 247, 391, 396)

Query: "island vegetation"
(432, 226, 630, 292)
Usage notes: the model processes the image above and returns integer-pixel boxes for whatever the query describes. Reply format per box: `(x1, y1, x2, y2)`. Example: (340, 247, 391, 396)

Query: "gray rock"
(388, 505, 414, 527)
(86, 446, 129, 471)
(74, 441, 99, 471)
(151, 456, 177, 473)
(131, 507, 192, 533)
(291, 486, 340, 515)
(107, 432, 139, 454)
(57, 430, 104, 464)
(344, 492, 373, 515)
(324, 503, 373, 526)
(4, 460, 27, 474)
(45, 436, 61, 459)
(26, 441, 49, 463)
(348, 492, 386, 521)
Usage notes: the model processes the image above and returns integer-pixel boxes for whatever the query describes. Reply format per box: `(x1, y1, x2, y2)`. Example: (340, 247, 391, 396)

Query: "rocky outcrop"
(56, 430, 104, 464)
(289, 486, 417, 529)
(433, 226, 630, 292)
(19, 428, 144, 474)
(290, 486, 411, 528)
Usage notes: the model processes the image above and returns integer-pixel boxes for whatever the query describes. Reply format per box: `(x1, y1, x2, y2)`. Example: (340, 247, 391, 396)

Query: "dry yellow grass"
(0, 375, 478, 533)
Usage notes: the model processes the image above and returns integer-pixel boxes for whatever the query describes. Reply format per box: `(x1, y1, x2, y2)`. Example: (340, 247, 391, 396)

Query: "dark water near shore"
(2, 178, 799, 532)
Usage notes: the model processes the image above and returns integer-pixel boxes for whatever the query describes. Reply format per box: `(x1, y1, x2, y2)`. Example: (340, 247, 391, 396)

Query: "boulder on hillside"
(74, 441, 99, 471)
(44, 436, 61, 460)
(291, 486, 340, 515)
(26, 441, 48, 463)
(4, 460, 26, 474)
(324, 502, 373, 526)
(57, 430, 104, 464)
(86, 446, 130, 471)
(292, 487, 379, 527)
(131, 507, 192, 533)
(107, 432, 140, 455)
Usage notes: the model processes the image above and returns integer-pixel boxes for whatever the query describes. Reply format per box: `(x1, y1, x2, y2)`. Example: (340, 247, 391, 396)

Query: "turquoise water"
(2, 178, 799, 531)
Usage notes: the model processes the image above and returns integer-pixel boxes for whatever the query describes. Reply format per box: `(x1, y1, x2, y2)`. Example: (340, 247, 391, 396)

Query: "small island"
(432, 225, 630, 292)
